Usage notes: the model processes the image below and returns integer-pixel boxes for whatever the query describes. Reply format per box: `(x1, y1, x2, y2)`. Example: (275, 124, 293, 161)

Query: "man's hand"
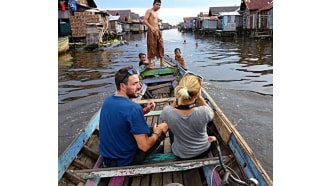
(143, 100, 155, 114)
(149, 26, 157, 33)
(147, 100, 155, 111)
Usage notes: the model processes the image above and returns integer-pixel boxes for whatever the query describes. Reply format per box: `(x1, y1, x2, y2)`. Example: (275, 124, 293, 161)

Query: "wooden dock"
(250, 31, 272, 39)
(214, 30, 237, 38)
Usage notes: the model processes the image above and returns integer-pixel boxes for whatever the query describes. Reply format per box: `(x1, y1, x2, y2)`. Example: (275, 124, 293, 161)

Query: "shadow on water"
(58, 29, 273, 179)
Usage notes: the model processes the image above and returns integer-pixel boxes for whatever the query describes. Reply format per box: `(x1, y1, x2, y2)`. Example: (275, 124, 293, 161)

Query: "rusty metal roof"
(183, 17, 196, 22)
(244, 0, 272, 10)
(257, 1, 273, 12)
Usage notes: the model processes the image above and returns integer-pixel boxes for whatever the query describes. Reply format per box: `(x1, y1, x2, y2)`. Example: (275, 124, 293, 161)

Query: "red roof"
(258, 1, 273, 12)
(183, 17, 196, 22)
(244, 0, 272, 10)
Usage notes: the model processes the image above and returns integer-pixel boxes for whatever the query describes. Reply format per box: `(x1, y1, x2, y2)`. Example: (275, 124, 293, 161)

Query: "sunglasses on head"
(120, 66, 138, 83)
(183, 71, 203, 81)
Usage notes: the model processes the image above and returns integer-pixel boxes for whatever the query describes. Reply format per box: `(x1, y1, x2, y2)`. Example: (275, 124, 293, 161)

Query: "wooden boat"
(58, 55, 273, 186)
(58, 36, 69, 55)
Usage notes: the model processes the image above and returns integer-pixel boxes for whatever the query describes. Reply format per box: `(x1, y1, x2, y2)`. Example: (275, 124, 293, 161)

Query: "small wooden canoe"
(58, 36, 69, 55)
(58, 56, 273, 186)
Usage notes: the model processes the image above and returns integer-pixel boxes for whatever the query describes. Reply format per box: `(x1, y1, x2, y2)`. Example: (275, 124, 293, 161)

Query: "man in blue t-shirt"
(99, 65, 168, 167)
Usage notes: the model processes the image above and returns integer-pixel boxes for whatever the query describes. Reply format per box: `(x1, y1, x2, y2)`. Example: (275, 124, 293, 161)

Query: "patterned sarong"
(147, 30, 164, 60)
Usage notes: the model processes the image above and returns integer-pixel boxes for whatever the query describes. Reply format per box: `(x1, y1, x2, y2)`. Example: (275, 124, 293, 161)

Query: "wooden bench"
(70, 157, 220, 179)
(142, 76, 177, 84)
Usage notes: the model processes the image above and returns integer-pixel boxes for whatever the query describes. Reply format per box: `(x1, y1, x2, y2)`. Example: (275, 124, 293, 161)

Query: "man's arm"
(134, 133, 158, 152)
(134, 123, 168, 152)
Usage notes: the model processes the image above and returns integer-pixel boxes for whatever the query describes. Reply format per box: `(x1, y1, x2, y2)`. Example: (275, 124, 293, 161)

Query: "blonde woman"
(160, 73, 216, 160)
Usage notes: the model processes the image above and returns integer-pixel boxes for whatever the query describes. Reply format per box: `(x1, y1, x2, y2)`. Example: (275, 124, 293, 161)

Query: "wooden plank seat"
(142, 75, 177, 84)
(69, 157, 220, 179)
(147, 82, 172, 91)
(134, 97, 176, 105)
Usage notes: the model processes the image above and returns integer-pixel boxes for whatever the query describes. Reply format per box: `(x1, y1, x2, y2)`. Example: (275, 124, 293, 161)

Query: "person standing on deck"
(143, 0, 165, 68)
(99, 66, 168, 167)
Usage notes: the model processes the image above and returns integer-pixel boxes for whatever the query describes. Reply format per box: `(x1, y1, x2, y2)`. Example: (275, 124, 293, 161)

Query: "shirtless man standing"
(143, 0, 165, 68)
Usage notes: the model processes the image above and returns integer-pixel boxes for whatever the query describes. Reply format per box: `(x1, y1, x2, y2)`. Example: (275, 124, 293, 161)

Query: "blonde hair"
(175, 75, 201, 105)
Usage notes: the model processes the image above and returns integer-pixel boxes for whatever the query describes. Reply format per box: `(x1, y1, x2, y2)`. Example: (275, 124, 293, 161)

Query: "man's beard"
(127, 89, 139, 99)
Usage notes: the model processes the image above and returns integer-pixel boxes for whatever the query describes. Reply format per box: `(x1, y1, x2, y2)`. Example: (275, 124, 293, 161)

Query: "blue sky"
(94, 0, 241, 24)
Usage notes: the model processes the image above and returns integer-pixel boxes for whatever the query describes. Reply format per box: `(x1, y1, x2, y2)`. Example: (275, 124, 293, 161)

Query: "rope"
(210, 165, 220, 186)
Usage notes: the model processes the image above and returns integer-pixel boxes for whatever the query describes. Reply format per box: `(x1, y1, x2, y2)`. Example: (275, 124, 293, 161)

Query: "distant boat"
(58, 55, 273, 186)
(58, 37, 69, 55)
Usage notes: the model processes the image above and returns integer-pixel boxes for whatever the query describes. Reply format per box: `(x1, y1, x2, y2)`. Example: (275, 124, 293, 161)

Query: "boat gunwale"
(58, 110, 100, 181)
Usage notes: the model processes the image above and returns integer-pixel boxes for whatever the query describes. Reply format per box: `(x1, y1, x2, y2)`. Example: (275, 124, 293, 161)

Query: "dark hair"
(139, 53, 146, 58)
(174, 48, 181, 52)
(153, 0, 161, 5)
(115, 66, 137, 90)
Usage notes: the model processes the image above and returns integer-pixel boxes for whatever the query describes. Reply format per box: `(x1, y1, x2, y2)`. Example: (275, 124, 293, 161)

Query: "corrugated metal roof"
(209, 6, 240, 16)
(109, 15, 120, 21)
(183, 17, 196, 22)
(257, 1, 273, 12)
(107, 9, 131, 21)
(219, 12, 240, 16)
(198, 16, 218, 20)
(244, 0, 272, 10)
(85, 8, 101, 12)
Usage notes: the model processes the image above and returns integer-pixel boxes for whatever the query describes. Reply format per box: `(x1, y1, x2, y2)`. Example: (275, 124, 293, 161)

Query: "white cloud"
(131, 7, 210, 25)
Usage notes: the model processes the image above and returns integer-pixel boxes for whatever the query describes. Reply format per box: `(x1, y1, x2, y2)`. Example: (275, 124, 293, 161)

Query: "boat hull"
(58, 56, 272, 186)
(58, 37, 69, 55)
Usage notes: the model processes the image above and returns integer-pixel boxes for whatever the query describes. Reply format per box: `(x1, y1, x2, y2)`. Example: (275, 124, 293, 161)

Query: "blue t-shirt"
(99, 95, 150, 166)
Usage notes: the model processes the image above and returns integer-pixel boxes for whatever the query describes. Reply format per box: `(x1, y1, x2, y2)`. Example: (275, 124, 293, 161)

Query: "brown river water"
(58, 29, 273, 179)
